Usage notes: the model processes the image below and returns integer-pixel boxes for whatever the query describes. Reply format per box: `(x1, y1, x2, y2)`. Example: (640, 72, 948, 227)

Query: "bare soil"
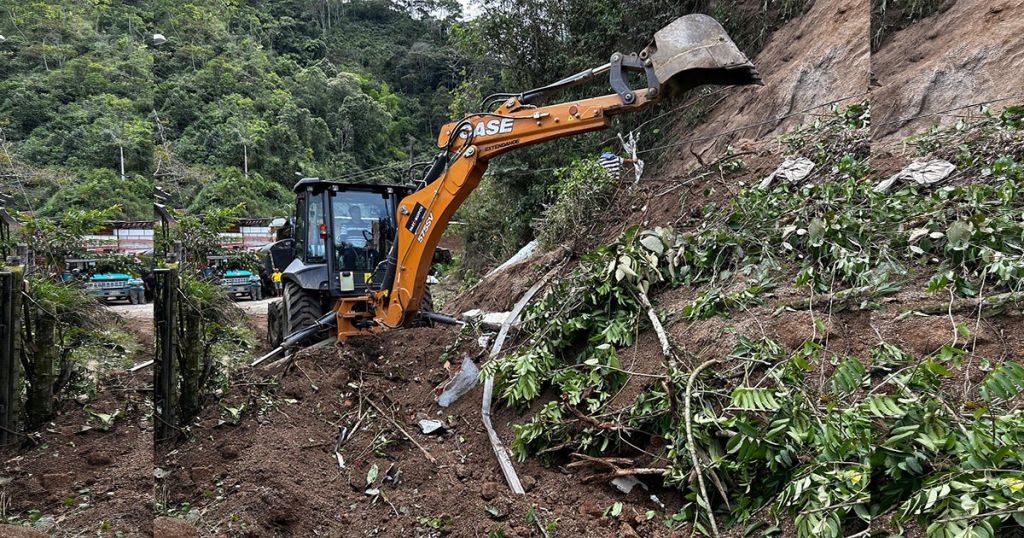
(0, 372, 153, 536)
(1, 308, 154, 537)
(157, 328, 682, 537)
(871, 0, 1024, 147)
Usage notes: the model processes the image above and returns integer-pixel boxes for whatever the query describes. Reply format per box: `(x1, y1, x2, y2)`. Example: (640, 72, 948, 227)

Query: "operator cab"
(286, 177, 411, 297)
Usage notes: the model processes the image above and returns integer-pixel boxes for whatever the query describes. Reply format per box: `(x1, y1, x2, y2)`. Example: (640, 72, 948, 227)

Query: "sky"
(458, 0, 483, 20)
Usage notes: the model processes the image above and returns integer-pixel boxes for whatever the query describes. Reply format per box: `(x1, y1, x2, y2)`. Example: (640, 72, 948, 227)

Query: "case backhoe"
(260, 14, 759, 360)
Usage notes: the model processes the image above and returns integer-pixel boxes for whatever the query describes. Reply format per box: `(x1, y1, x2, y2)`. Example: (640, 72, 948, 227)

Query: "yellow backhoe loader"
(258, 14, 759, 362)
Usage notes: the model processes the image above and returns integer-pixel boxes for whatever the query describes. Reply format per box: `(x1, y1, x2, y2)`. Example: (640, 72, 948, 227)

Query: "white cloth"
(758, 157, 816, 189)
(873, 160, 956, 193)
(619, 132, 645, 183)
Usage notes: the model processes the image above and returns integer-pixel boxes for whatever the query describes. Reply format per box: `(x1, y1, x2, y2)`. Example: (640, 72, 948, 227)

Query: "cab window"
(331, 191, 390, 272)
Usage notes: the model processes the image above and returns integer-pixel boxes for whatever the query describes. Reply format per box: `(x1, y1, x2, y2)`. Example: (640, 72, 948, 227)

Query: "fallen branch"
(482, 258, 566, 495)
(366, 398, 437, 466)
(638, 289, 681, 420)
(566, 453, 635, 469)
(568, 453, 666, 483)
(773, 283, 900, 314)
(562, 393, 636, 432)
(898, 291, 1024, 317)
(686, 359, 722, 538)
(638, 290, 675, 367)
(580, 467, 667, 483)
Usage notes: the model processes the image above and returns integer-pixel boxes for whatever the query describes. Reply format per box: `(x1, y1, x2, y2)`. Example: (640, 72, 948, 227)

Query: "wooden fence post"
(26, 310, 56, 429)
(0, 268, 23, 446)
(154, 268, 179, 443)
(179, 299, 201, 421)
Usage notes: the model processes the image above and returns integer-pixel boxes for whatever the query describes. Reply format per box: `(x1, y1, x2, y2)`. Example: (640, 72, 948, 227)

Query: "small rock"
(611, 475, 645, 494)
(620, 522, 641, 537)
(579, 501, 603, 518)
(480, 481, 500, 501)
(84, 451, 112, 466)
(32, 516, 55, 530)
(216, 442, 240, 460)
(520, 475, 536, 492)
(454, 464, 472, 480)
(419, 419, 444, 435)
(40, 473, 74, 491)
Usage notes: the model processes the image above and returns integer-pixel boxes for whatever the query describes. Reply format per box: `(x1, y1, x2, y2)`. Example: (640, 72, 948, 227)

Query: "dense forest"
(1, 0, 801, 268)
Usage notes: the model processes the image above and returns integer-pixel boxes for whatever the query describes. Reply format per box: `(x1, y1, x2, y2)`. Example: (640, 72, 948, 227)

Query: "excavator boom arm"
(332, 14, 759, 337)
(375, 89, 657, 328)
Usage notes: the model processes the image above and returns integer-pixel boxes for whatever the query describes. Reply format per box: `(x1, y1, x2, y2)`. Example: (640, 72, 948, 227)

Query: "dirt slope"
(1, 370, 153, 536)
(871, 0, 1024, 146)
(649, 0, 868, 176)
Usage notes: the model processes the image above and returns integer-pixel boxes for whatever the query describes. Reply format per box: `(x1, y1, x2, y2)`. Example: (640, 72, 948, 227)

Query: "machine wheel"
(283, 280, 323, 335)
(267, 300, 284, 347)
(421, 286, 434, 313)
(414, 286, 435, 327)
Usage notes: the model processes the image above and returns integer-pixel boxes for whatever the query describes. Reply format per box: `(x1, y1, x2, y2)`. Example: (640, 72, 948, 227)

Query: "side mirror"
(268, 239, 296, 271)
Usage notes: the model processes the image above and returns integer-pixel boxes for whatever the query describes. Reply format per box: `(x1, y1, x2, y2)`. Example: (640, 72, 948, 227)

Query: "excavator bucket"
(641, 14, 761, 96)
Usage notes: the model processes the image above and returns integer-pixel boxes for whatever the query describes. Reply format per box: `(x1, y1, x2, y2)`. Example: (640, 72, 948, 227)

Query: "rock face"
(872, 0, 1024, 145)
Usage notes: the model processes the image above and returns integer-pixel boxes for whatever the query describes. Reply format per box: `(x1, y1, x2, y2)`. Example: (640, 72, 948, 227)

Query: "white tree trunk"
(243, 145, 249, 178)
(119, 146, 125, 180)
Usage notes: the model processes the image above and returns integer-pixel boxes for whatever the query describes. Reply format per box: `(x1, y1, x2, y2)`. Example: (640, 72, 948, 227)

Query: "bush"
(458, 174, 547, 272)
(536, 158, 616, 248)
(186, 169, 292, 218)
(37, 169, 151, 221)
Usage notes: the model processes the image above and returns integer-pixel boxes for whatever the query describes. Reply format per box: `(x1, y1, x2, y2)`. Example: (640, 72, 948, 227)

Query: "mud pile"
(158, 328, 680, 537)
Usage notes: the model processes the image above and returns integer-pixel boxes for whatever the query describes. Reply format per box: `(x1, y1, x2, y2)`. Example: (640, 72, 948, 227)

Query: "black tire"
(267, 300, 284, 347)
(414, 286, 435, 327)
(283, 280, 323, 335)
(421, 286, 434, 313)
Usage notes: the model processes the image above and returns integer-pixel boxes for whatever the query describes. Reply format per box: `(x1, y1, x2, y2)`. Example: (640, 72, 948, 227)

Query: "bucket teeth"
(642, 14, 761, 95)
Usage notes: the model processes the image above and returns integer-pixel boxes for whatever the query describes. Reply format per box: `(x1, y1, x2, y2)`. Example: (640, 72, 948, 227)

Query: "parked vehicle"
(64, 258, 146, 304)
(205, 255, 262, 301)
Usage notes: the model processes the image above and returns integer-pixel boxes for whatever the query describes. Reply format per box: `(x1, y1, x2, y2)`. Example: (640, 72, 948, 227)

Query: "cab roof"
(292, 177, 411, 194)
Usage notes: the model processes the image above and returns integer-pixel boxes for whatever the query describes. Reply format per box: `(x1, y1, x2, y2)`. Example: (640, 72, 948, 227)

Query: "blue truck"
(205, 255, 263, 301)
(64, 259, 146, 304)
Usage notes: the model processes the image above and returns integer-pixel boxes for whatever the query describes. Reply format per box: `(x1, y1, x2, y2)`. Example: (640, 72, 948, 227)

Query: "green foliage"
(459, 174, 547, 271)
(488, 107, 1024, 535)
(36, 169, 151, 220)
(1, 0, 462, 215)
(186, 169, 291, 218)
(169, 205, 244, 271)
(536, 158, 616, 248)
(19, 206, 118, 269)
(979, 362, 1024, 403)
